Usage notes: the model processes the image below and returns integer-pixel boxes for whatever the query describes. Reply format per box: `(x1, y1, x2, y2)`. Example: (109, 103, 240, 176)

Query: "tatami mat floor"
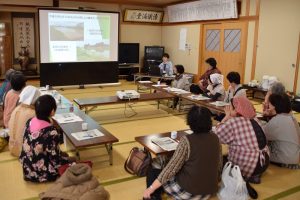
(0, 79, 300, 200)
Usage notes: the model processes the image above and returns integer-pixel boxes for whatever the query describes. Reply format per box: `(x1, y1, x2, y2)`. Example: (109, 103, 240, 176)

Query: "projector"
(116, 90, 140, 100)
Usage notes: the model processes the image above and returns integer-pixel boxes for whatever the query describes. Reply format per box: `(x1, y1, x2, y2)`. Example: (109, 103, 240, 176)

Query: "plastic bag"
(218, 162, 249, 200)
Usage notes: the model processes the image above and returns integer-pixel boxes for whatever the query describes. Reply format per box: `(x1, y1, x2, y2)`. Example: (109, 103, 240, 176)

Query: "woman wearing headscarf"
(8, 85, 41, 157)
(203, 73, 225, 101)
(215, 96, 269, 185)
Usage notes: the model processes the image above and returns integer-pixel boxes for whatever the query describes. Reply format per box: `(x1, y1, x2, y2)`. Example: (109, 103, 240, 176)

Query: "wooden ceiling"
(60, 0, 193, 7)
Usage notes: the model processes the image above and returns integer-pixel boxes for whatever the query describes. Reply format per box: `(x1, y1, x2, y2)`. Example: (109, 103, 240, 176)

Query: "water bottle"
(69, 103, 74, 112)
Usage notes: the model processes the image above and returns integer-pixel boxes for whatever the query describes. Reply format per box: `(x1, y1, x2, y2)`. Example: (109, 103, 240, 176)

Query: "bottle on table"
(69, 103, 74, 112)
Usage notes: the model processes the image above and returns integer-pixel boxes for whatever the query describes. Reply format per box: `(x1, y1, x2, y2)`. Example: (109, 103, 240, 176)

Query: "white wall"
(245, 21, 255, 83)
(161, 24, 200, 74)
(255, 0, 300, 91)
(120, 24, 162, 65)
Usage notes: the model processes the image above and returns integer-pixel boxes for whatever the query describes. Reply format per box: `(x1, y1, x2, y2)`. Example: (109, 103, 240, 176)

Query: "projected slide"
(39, 10, 119, 63)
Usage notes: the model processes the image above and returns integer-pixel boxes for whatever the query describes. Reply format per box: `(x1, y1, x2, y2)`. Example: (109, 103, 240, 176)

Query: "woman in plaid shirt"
(215, 96, 270, 184)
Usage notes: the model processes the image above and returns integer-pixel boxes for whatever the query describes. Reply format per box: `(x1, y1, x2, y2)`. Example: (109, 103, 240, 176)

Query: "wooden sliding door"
(200, 22, 247, 88)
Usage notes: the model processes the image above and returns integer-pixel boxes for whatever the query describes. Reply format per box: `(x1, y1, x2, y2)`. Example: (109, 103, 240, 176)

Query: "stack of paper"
(71, 129, 104, 141)
(164, 75, 176, 78)
(53, 113, 83, 124)
(175, 90, 190, 94)
(151, 137, 178, 151)
(163, 87, 190, 94)
(256, 112, 263, 118)
(210, 101, 230, 107)
(188, 94, 210, 101)
(184, 130, 193, 134)
(152, 84, 167, 87)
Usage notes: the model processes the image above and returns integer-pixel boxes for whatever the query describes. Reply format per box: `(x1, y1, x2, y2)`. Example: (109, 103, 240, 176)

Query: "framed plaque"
(124, 9, 163, 23)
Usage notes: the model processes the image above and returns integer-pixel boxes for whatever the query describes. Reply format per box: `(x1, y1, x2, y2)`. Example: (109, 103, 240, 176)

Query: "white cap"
(19, 85, 41, 105)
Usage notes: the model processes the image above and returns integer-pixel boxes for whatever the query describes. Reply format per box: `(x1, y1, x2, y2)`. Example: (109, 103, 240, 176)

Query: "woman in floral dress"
(19, 95, 71, 182)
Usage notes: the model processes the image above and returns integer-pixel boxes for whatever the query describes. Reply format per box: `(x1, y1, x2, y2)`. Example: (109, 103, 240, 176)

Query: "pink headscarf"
(232, 96, 256, 119)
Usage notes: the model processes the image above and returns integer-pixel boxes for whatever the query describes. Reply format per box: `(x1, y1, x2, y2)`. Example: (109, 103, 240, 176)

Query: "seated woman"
(3, 71, 26, 128)
(262, 82, 285, 117)
(0, 69, 15, 104)
(214, 72, 247, 121)
(19, 95, 72, 183)
(0, 69, 15, 128)
(203, 73, 225, 101)
(8, 86, 41, 157)
(264, 93, 300, 169)
(224, 71, 246, 103)
(143, 106, 220, 200)
(215, 96, 269, 184)
(171, 64, 190, 108)
(190, 57, 221, 94)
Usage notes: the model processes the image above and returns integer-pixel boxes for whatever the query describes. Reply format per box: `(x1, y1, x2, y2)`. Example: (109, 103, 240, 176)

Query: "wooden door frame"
(293, 33, 300, 94)
(198, 22, 248, 87)
(196, 22, 222, 82)
(197, 22, 223, 83)
(222, 22, 248, 85)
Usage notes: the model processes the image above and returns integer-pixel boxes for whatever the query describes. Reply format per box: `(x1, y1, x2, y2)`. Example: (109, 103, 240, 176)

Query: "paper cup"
(82, 122, 88, 131)
(171, 131, 177, 139)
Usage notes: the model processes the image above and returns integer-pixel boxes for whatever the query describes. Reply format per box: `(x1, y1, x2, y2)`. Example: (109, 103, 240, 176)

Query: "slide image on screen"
(39, 10, 118, 63)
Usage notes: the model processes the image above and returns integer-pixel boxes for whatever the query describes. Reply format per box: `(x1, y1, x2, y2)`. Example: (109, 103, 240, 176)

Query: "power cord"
(124, 95, 137, 118)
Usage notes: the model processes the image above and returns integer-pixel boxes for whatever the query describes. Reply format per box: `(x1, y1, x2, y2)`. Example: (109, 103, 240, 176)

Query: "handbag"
(124, 147, 152, 177)
(291, 98, 300, 112)
(218, 162, 249, 200)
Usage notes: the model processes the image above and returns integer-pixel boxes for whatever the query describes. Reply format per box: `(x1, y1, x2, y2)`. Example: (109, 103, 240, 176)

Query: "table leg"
(75, 149, 81, 160)
(105, 143, 113, 165)
(134, 75, 142, 84)
(166, 99, 171, 114)
(157, 100, 160, 109)
(85, 106, 97, 114)
(178, 98, 181, 112)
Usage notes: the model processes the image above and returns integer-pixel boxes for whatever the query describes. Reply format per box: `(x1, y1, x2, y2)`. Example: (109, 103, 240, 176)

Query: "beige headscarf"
(19, 85, 41, 105)
(209, 73, 224, 85)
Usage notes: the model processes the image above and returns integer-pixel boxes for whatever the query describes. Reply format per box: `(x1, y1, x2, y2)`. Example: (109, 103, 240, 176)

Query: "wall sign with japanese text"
(167, 0, 238, 23)
(12, 12, 36, 64)
(124, 9, 163, 23)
